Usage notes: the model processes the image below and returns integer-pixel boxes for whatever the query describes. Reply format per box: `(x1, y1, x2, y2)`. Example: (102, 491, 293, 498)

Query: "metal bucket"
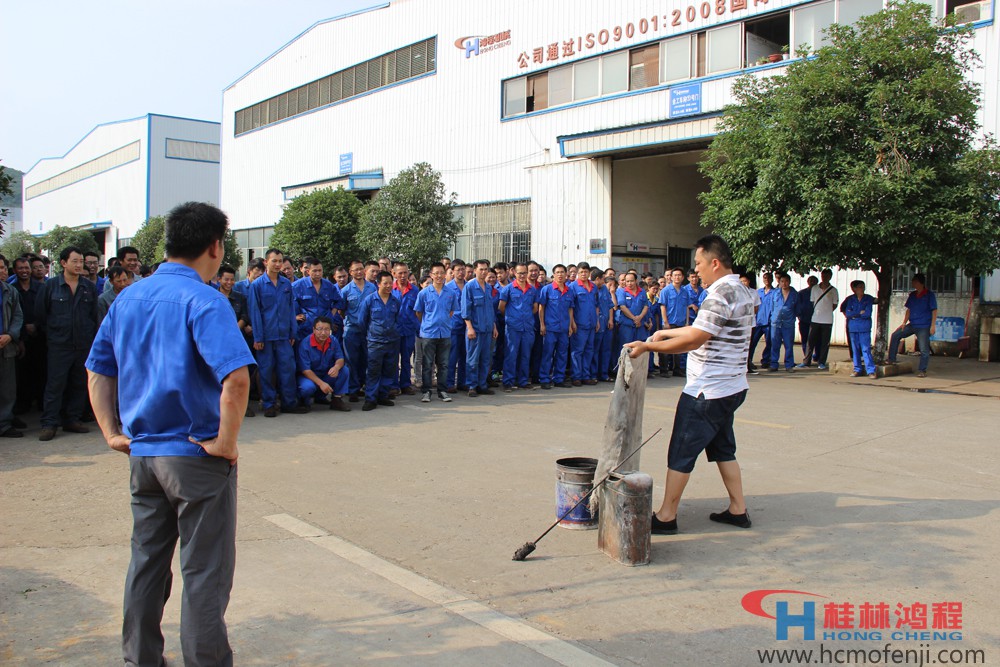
(555, 457, 599, 530)
(598, 471, 653, 566)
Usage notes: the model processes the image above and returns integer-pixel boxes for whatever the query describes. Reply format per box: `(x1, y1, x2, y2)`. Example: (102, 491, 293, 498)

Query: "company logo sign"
(455, 30, 512, 59)
(743, 590, 965, 642)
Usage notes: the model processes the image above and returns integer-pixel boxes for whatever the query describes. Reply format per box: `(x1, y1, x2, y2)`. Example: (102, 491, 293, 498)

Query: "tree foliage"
(40, 225, 100, 258)
(357, 162, 459, 272)
(1, 231, 38, 260)
(0, 160, 12, 237)
(269, 186, 365, 270)
(699, 1, 1000, 359)
(130, 214, 241, 269)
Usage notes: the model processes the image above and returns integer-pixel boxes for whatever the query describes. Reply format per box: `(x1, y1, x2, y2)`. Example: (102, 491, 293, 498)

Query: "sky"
(0, 0, 380, 174)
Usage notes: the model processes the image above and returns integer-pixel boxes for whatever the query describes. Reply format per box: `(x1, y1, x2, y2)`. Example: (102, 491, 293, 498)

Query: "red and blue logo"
(454, 30, 512, 59)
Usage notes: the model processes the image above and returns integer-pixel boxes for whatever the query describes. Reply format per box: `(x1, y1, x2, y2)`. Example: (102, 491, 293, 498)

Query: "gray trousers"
(124, 456, 237, 667)
(0, 356, 15, 431)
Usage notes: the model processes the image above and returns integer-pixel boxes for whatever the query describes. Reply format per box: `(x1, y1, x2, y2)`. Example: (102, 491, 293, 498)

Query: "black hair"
(348, 259, 364, 268)
(364, 260, 380, 268)
(59, 246, 83, 262)
(590, 268, 603, 281)
(430, 262, 445, 272)
(163, 202, 229, 261)
(219, 265, 236, 276)
(264, 248, 283, 259)
(332, 265, 347, 274)
(107, 266, 129, 280)
(493, 262, 508, 271)
(553, 264, 567, 273)
(694, 234, 735, 270)
(576, 262, 590, 272)
(314, 315, 334, 328)
(474, 259, 490, 269)
(302, 256, 319, 267)
(850, 280, 866, 289)
(451, 259, 466, 268)
(117, 246, 139, 261)
(377, 270, 393, 282)
(912, 273, 926, 287)
(247, 257, 266, 272)
(14, 256, 30, 267)
(84, 250, 100, 260)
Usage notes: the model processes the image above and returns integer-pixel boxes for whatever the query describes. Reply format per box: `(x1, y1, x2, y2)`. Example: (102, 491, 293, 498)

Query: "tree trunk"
(873, 266, 893, 362)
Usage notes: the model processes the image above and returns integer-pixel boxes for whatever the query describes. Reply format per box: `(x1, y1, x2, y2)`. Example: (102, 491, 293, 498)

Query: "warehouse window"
(661, 35, 693, 83)
(26, 141, 141, 199)
(451, 200, 531, 266)
(165, 139, 220, 163)
(629, 45, 660, 90)
(235, 36, 437, 136)
(792, 1, 835, 56)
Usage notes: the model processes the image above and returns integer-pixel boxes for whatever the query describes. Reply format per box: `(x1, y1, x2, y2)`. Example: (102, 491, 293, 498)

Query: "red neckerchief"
(393, 280, 412, 296)
(914, 289, 928, 298)
(624, 286, 641, 297)
(490, 285, 499, 298)
(532, 279, 542, 289)
(309, 334, 331, 353)
(575, 278, 593, 293)
(514, 280, 531, 294)
(551, 283, 569, 295)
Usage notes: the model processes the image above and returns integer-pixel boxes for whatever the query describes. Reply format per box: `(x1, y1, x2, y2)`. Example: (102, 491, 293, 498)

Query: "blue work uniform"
(568, 279, 599, 382)
(682, 283, 707, 312)
(296, 333, 350, 403)
(529, 280, 544, 383)
(392, 281, 420, 390)
(769, 287, 799, 370)
(359, 292, 401, 403)
(659, 284, 692, 373)
(12, 278, 44, 413)
(86, 263, 256, 456)
(537, 283, 574, 384)
(248, 273, 299, 409)
(446, 279, 467, 389)
(415, 284, 459, 339)
(461, 279, 497, 391)
(233, 278, 252, 298)
(341, 280, 376, 395)
(499, 282, 537, 388)
(293, 277, 344, 341)
(35, 274, 99, 428)
(845, 294, 876, 374)
(615, 287, 650, 367)
(750, 285, 776, 367)
(592, 285, 615, 381)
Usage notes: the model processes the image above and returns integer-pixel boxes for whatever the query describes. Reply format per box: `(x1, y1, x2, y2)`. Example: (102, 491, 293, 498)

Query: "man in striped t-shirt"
(626, 234, 755, 535)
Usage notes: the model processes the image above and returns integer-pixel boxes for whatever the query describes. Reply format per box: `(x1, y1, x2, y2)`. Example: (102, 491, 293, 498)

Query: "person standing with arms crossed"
(626, 235, 755, 535)
(86, 202, 255, 667)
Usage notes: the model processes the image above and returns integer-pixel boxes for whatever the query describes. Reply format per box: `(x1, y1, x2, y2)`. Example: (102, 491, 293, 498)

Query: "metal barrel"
(555, 457, 599, 530)
(598, 471, 653, 566)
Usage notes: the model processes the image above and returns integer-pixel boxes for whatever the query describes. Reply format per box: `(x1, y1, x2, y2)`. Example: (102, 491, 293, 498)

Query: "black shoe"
(362, 401, 377, 411)
(458, 385, 470, 391)
(478, 387, 495, 396)
(651, 514, 678, 535)
(572, 380, 582, 387)
(540, 383, 552, 390)
(503, 385, 514, 393)
(709, 509, 752, 529)
(11, 417, 27, 429)
(377, 397, 395, 407)
(62, 422, 90, 434)
(748, 362, 758, 371)
(437, 391, 453, 403)
(468, 389, 478, 397)
(555, 382, 571, 388)
(281, 405, 309, 414)
(245, 406, 256, 418)
(329, 397, 351, 412)
(38, 427, 57, 441)
(1, 427, 24, 438)
(348, 392, 360, 403)
(264, 406, 279, 418)
(747, 365, 759, 375)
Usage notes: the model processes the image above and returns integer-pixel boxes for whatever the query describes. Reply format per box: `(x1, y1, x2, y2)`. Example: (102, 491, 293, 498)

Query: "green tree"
(131, 215, 242, 269)
(699, 1, 1000, 361)
(41, 225, 100, 260)
(131, 216, 165, 265)
(0, 160, 13, 237)
(269, 186, 364, 270)
(357, 162, 459, 272)
(1, 231, 38, 260)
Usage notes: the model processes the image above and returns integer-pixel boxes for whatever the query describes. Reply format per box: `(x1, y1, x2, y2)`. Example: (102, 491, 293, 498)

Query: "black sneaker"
(264, 406, 278, 418)
(437, 392, 453, 403)
(421, 391, 432, 403)
(377, 397, 395, 407)
(478, 387, 495, 396)
(651, 514, 678, 535)
(1, 427, 24, 438)
(555, 381, 572, 388)
(709, 509, 752, 529)
(468, 389, 478, 398)
(281, 405, 309, 414)
(362, 401, 377, 411)
(540, 383, 553, 390)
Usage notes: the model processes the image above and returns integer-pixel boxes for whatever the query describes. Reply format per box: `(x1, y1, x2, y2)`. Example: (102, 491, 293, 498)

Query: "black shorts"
(666, 389, 748, 474)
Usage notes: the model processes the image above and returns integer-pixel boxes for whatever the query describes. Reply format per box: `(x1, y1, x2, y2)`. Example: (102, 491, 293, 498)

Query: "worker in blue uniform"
(489, 265, 506, 384)
(341, 259, 376, 401)
(844, 280, 877, 378)
(768, 273, 799, 371)
(391, 262, 419, 396)
(359, 271, 401, 411)
(537, 264, 575, 389)
(527, 262, 544, 383)
(461, 260, 498, 397)
(499, 262, 538, 391)
(749, 272, 775, 370)
(296, 315, 352, 411)
(591, 270, 616, 382)
(446, 260, 468, 391)
(615, 272, 649, 363)
(568, 261, 599, 385)
(248, 249, 306, 417)
(233, 258, 264, 297)
(293, 258, 344, 342)
(659, 267, 692, 377)
(329, 266, 350, 345)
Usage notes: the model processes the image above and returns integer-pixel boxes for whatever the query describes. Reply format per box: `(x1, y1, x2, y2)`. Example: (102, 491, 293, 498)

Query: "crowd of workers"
(0, 242, 937, 438)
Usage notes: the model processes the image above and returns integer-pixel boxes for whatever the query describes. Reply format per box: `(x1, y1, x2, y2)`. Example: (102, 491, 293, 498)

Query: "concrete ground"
(2, 348, 998, 666)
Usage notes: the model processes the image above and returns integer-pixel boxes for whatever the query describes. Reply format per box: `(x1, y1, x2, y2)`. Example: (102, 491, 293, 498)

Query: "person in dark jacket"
(0, 270, 25, 437)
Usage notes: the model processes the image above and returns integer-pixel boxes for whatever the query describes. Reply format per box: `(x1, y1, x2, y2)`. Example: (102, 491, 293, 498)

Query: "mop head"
(590, 347, 649, 514)
(512, 542, 536, 561)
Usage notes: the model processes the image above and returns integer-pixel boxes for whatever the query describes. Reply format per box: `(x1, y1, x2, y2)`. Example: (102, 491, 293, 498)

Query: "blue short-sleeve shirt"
(415, 284, 459, 339)
(538, 283, 574, 333)
(392, 281, 421, 336)
(904, 289, 938, 328)
(461, 279, 496, 333)
(85, 263, 256, 457)
(499, 282, 537, 333)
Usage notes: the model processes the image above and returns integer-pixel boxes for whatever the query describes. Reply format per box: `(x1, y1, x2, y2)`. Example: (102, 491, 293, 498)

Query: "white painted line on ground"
(264, 513, 614, 667)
